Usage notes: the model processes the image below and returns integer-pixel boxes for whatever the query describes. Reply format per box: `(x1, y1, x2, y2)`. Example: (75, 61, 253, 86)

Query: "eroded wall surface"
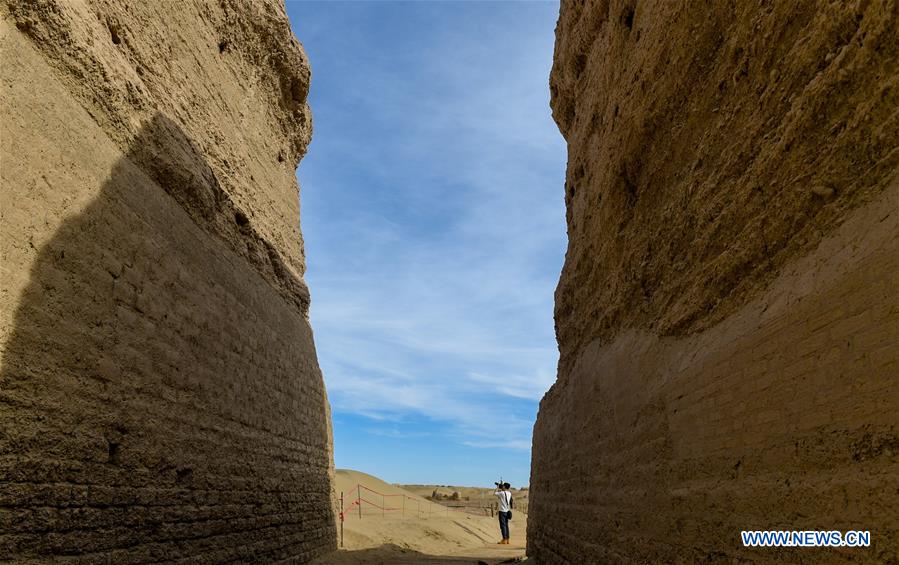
(0, 0, 335, 560)
(530, 1, 898, 562)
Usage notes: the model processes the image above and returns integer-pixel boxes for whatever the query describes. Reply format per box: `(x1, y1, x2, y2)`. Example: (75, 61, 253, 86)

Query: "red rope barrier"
(340, 483, 470, 521)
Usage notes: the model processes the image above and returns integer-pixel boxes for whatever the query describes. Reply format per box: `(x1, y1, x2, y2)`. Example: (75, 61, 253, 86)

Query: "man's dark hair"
(503, 482, 511, 489)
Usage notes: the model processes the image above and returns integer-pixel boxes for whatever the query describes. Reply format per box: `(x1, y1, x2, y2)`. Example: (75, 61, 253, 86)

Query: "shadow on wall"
(1, 113, 335, 561)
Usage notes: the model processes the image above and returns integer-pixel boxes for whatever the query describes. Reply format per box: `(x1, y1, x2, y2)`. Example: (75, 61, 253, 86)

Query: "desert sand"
(313, 470, 526, 564)
(399, 484, 529, 516)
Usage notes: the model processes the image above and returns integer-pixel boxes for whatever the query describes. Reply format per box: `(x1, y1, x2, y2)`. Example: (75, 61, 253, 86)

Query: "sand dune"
(317, 470, 526, 563)
(399, 484, 529, 516)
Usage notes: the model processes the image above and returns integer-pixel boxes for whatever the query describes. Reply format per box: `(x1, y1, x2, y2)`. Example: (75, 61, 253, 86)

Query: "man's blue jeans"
(498, 511, 510, 540)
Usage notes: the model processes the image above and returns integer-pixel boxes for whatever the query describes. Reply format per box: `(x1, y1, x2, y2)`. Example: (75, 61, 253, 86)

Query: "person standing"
(494, 481, 512, 544)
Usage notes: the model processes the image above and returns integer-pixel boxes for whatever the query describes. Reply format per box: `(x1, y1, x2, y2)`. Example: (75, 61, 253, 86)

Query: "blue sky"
(285, 1, 565, 488)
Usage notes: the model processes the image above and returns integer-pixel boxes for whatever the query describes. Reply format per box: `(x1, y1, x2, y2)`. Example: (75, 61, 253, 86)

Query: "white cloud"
(297, 2, 565, 453)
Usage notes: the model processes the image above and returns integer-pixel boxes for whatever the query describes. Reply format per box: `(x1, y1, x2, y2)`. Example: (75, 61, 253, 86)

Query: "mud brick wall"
(1, 0, 336, 561)
(529, 0, 898, 562)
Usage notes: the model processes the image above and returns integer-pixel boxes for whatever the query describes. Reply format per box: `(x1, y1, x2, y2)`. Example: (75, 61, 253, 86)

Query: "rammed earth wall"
(529, 1, 898, 562)
(0, 1, 336, 560)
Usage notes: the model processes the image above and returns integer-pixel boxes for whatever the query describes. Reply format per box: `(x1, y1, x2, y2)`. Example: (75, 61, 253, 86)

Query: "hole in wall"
(176, 468, 194, 484)
(108, 21, 122, 45)
(573, 53, 588, 78)
(290, 78, 306, 104)
(107, 441, 120, 464)
(621, 6, 635, 31)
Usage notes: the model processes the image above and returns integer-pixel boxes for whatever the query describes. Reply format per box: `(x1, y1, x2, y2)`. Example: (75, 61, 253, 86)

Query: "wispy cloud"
(290, 3, 564, 466)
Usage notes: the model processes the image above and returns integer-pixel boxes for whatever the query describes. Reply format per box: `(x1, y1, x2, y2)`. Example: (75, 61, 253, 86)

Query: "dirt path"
(313, 520, 527, 564)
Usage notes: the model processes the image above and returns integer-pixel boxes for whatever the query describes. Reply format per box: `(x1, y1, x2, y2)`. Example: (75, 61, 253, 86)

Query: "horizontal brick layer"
(529, 182, 898, 562)
(1, 5, 335, 560)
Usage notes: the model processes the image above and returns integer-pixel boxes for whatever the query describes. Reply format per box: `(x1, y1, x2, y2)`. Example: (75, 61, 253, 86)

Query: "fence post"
(340, 491, 344, 548)
(358, 484, 362, 519)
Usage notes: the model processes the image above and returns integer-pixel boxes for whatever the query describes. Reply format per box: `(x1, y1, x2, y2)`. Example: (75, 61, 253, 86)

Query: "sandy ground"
(314, 470, 526, 564)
